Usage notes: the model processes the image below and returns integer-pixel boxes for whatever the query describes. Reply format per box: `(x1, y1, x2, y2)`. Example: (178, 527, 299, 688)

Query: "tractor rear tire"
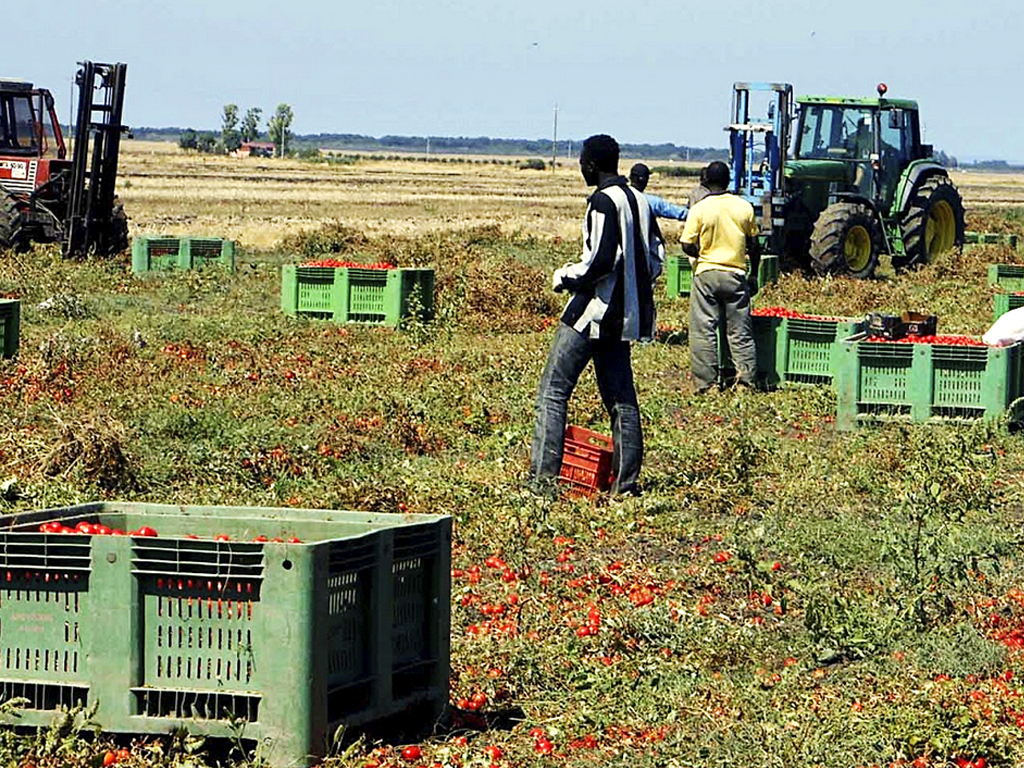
(895, 174, 965, 270)
(0, 206, 28, 254)
(809, 202, 882, 279)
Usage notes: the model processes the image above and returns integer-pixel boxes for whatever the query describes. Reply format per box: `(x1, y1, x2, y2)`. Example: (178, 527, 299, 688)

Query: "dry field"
(117, 141, 700, 248)
(116, 141, 1022, 251)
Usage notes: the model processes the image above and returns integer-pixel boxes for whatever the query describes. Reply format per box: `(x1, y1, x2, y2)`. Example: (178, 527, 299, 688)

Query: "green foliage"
(516, 157, 547, 170)
(267, 103, 294, 158)
(221, 103, 241, 153)
(878, 425, 1003, 629)
(241, 106, 262, 144)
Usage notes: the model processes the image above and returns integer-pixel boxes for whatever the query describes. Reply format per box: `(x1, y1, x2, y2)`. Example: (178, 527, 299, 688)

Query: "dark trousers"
(529, 322, 642, 495)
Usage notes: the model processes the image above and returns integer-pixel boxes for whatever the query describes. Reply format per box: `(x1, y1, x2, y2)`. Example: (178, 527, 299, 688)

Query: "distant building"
(233, 141, 275, 158)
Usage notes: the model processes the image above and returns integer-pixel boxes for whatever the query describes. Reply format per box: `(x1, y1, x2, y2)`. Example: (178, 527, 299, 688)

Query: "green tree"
(241, 107, 262, 143)
(196, 131, 218, 154)
(178, 129, 198, 151)
(267, 104, 294, 158)
(221, 103, 241, 153)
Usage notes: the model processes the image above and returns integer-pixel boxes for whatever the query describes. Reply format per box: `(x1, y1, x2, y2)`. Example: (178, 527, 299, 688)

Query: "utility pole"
(426, 136, 430, 158)
(551, 104, 558, 171)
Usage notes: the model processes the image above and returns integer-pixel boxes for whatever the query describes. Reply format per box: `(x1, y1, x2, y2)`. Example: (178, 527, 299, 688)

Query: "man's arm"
(746, 234, 761, 277)
(648, 214, 665, 282)
(645, 193, 688, 222)
(680, 210, 700, 260)
(553, 193, 619, 293)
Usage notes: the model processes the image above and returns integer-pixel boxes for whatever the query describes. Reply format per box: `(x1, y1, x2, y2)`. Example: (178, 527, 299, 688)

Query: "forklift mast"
(64, 61, 127, 257)
(727, 82, 792, 234)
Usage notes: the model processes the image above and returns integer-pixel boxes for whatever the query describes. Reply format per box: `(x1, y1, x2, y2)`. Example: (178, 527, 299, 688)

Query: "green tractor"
(728, 82, 964, 278)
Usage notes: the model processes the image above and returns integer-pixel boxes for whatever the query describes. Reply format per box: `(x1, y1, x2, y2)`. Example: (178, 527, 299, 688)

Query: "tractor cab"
(0, 80, 66, 159)
(790, 88, 922, 215)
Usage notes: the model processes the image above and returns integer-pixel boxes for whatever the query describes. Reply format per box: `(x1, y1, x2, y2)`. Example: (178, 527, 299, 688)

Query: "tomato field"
(2, 144, 1024, 767)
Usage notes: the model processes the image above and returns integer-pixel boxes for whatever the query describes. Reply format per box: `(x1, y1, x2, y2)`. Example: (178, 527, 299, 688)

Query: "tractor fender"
(893, 161, 948, 217)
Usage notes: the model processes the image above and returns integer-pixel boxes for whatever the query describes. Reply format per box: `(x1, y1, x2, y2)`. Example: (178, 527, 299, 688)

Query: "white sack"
(983, 305, 1024, 347)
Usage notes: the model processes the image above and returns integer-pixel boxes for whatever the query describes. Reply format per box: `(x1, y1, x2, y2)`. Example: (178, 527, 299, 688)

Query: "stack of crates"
(665, 254, 779, 298)
(989, 265, 1024, 321)
(132, 236, 236, 273)
(0, 298, 19, 358)
(559, 426, 614, 496)
(0, 502, 451, 768)
(835, 338, 1024, 430)
(281, 265, 434, 327)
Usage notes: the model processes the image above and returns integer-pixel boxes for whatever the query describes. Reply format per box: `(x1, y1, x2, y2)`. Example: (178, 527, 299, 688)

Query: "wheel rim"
(926, 200, 956, 256)
(844, 224, 872, 273)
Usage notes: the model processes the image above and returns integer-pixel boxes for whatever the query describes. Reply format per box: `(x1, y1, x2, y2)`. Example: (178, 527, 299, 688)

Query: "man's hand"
(746, 275, 759, 296)
(552, 265, 569, 293)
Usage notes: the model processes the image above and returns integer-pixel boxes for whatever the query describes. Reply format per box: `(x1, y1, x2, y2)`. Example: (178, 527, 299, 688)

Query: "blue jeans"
(529, 322, 642, 495)
(689, 269, 756, 390)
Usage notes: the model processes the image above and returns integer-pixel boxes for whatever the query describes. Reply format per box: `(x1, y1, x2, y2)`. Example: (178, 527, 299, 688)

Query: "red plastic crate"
(559, 426, 614, 496)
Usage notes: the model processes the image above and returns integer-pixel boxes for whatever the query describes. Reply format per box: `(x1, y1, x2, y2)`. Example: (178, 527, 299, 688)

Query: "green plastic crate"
(664, 255, 693, 297)
(720, 313, 864, 388)
(281, 265, 435, 327)
(966, 231, 1020, 249)
(0, 502, 451, 768)
(0, 299, 20, 358)
(665, 254, 778, 298)
(835, 339, 1024, 430)
(987, 264, 1024, 292)
(132, 237, 236, 273)
(993, 293, 1024, 321)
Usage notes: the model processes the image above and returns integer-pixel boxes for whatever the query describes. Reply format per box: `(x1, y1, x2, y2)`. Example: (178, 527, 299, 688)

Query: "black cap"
(629, 163, 650, 181)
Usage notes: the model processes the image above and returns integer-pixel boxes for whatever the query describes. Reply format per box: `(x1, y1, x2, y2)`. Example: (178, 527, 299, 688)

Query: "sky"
(10, 0, 1024, 162)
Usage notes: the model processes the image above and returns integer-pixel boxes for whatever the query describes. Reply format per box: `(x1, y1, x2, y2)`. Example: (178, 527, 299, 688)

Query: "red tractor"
(0, 61, 128, 256)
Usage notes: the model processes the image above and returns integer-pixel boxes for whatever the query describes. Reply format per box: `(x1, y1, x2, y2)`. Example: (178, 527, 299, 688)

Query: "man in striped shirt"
(529, 134, 664, 497)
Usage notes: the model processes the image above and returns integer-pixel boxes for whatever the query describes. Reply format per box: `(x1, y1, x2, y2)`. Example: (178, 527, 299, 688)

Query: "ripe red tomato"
(134, 526, 158, 537)
(483, 745, 503, 760)
(400, 745, 422, 762)
(116, 748, 130, 762)
(102, 750, 117, 767)
(214, 533, 230, 541)
(252, 535, 269, 542)
(287, 537, 302, 543)
(75, 521, 95, 535)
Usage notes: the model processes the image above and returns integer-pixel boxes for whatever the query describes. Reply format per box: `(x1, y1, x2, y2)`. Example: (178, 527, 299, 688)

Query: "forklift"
(0, 61, 128, 257)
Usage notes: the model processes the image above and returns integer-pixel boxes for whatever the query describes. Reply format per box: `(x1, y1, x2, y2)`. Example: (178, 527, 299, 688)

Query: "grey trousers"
(689, 269, 756, 390)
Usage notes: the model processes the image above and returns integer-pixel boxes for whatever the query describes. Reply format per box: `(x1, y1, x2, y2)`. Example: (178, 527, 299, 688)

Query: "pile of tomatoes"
(864, 334, 986, 347)
(753, 306, 846, 321)
(36, 521, 302, 542)
(300, 259, 395, 269)
(37, 521, 157, 536)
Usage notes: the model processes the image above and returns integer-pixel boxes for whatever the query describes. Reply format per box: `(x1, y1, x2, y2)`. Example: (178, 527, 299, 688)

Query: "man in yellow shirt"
(679, 161, 761, 392)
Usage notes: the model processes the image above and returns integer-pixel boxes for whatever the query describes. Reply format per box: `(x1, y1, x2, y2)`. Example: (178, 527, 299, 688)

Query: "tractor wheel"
(809, 201, 882, 279)
(894, 175, 965, 269)
(0, 203, 29, 254)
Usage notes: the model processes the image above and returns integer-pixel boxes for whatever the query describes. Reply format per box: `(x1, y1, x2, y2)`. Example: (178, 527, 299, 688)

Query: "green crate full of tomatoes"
(0, 502, 451, 768)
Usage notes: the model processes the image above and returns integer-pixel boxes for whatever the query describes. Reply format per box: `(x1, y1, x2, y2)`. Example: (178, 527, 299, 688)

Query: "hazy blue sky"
(11, 0, 1023, 161)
